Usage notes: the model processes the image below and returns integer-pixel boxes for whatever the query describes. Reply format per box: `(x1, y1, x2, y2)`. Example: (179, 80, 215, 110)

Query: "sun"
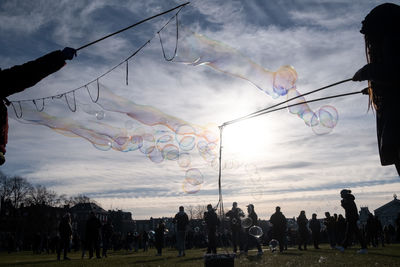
(222, 118, 273, 162)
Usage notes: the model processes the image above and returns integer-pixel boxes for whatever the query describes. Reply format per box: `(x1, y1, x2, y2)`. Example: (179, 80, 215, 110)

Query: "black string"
(10, 101, 22, 119)
(227, 90, 364, 125)
(33, 99, 45, 112)
(85, 80, 100, 103)
(126, 61, 129, 86)
(64, 91, 77, 112)
(158, 14, 179, 61)
(9, 6, 186, 113)
(223, 78, 353, 127)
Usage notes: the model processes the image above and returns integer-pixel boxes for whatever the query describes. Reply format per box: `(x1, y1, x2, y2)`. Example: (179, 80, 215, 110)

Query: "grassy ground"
(1, 244, 400, 267)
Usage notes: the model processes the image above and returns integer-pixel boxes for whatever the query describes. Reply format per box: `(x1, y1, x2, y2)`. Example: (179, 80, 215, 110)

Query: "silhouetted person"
(86, 212, 101, 259)
(243, 204, 263, 255)
(337, 189, 367, 254)
(126, 232, 133, 251)
(374, 215, 384, 247)
(352, 3, 400, 175)
(324, 212, 336, 248)
(269, 206, 287, 252)
(173, 206, 189, 257)
(204, 204, 220, 254)
(396, 212, 400, 242)
(142, 230, 149, 252)
(226, 202, 245, 254)
(57, 213, 72, 261)
(297, 210, 308, 250)
(366, 213, 377, 247)
(102, 220, 113, 258)
(0, 47, 76, 165)
(309, 213, 321, 249)
(155, 222, 165, 256)
(336, 214, 346, 246)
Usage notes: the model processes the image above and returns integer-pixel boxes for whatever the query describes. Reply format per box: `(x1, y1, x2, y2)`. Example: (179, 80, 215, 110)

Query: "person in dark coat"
(0, 47, 76, 165)
(324, 212, 336, 248)
(86, 211, 102, 259)
(269, 206, 287, 252)
(57, 213, 72, 260)
(102, 220, 113, 258)
(243, 204, 263, 255)
(336, 214, 346, 246)
(337, 189, 367, 253)
(142, 230, 149, 252)
(309, 213, 321, 249)
(296, 210, 309, 250)
(173, 206, 189, 257)
(366, 213, 377, 247)
(155, 222, 165, 256)
(226, 202, 245, 254)
(352, 3, 400, 175)
(204, 204, 220, 254)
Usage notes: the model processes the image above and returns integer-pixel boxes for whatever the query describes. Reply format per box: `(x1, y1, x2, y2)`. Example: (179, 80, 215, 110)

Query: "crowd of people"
(2, 189, 400, 260)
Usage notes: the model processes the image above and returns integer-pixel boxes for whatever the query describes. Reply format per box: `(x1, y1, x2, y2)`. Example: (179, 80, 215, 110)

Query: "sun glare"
(222, 119, 273, 161)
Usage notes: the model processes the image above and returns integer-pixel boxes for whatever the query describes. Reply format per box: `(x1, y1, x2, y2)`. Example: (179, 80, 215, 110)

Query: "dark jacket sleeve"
(0, 50, 66, 98)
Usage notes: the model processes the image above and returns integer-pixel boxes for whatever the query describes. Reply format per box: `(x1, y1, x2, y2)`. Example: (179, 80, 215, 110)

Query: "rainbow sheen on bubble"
(174, 28, 297, 99)
(175, 28, 339, 134)
(11, 84, 218, 195)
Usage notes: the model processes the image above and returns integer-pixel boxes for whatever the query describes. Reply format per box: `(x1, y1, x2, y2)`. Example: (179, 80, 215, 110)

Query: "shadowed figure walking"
(337, 189, 367, 254)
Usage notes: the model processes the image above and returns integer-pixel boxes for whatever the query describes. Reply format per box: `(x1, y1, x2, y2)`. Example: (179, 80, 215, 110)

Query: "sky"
(1, 0, 399, 220)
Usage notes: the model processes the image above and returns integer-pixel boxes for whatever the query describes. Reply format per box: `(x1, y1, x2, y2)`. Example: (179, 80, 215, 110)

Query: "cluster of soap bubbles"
(240, 217, 263, 238)
(286, 89, 339, 135)
(12, 84, 220, 195)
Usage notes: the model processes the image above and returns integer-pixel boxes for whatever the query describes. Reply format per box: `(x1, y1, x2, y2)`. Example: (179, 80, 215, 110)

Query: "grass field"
(1, 244, 400, 267)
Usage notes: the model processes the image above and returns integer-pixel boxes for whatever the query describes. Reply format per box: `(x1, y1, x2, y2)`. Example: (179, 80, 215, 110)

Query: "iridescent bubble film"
(175, 28, 339, 134)
(10, 83, 218, 195)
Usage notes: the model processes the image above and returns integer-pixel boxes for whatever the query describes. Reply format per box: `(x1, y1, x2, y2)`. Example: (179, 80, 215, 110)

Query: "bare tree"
(9, 176, 32, 208)
(186, 205, 195, 220)
(0, 171, 12, 201)
(194, 204, 207, 220)
(26, 184, 58, 206)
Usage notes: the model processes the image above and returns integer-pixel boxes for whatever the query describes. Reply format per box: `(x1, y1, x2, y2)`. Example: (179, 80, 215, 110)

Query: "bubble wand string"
(76, 2, 190, 51)
(223, 78, 353, 127)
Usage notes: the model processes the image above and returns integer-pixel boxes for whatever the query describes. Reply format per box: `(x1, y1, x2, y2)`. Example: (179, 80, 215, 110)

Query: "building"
(374, 194, 400, 227)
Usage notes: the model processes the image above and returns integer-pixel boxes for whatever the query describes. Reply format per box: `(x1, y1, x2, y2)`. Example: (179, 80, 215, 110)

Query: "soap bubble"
(95, 110, 105, 120)
(269, 239, 279, 252)
(249, 225, 263, 238)
(241, 217, 253, 228)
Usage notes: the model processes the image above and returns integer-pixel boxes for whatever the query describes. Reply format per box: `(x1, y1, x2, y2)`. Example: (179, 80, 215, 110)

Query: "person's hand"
(61, 47, 77, 60)
(352, 64, 370, 81)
